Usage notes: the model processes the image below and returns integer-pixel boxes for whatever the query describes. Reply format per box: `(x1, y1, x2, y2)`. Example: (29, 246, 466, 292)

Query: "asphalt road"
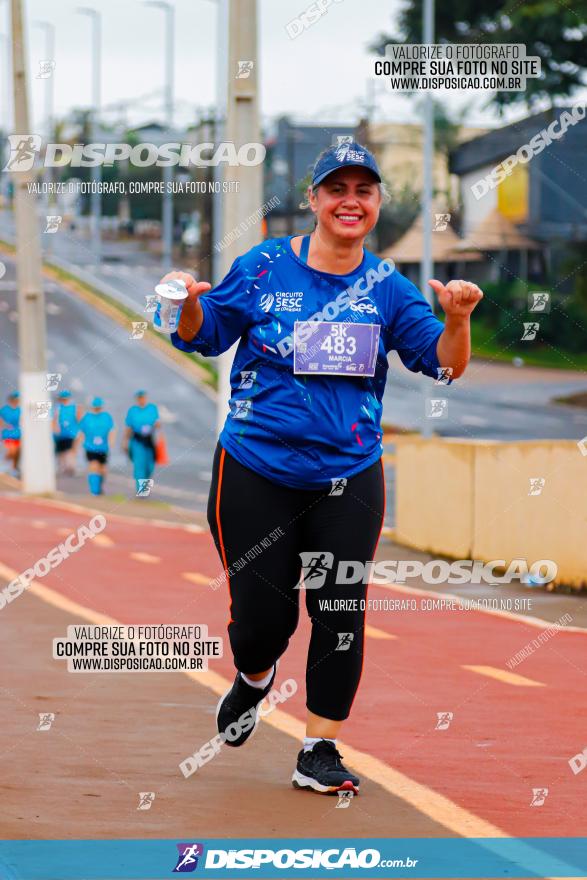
(0, 209, 167, 311)
(0, 256, 217, 509)
(384, 354, 587, 440)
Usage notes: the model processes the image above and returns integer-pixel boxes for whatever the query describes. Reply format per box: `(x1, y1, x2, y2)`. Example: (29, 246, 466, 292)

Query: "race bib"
(140, 425, 152, 435)
(293, 321, 380, 377)
(92, 436, 104, 446)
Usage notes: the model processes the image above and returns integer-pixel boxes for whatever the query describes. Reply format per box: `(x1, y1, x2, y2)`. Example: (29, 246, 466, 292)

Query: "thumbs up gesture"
(428, 279, 483, 319)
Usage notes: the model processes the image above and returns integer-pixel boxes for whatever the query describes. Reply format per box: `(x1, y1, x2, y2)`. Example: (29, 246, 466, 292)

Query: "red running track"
(1, 495, 585, 839)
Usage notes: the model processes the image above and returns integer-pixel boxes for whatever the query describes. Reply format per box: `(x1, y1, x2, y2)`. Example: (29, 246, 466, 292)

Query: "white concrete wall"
(395, 437, 586, 589)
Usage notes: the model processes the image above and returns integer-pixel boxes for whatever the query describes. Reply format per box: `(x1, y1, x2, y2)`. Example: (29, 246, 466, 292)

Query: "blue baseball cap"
(58, 390, 72, 399)
(91, 396, 104, 408)
(134, 389, 147, 397)
(8, 390, 19, 400)
(312, 141, 382, 187)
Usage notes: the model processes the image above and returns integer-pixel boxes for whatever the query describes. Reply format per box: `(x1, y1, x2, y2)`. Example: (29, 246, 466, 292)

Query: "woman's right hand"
(159, 271, 211, 302)
(159, 271, 211, 342)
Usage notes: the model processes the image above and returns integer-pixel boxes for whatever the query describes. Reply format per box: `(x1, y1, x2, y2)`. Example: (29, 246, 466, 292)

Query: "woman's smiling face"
(309, 167, 382, 242)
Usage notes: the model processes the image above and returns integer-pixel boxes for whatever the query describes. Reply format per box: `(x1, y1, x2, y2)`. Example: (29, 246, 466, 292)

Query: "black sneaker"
(292, 740, 360, 795)
(216, 666, 276, 747)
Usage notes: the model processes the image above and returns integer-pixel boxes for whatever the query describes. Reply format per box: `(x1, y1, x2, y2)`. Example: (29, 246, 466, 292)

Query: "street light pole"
(144, 0, 175, 266)
(33, 20, 55, 251)
(211, 0, 226, 288)
(32, 21, 54, 142)
(216, 0, 262, 436)
(0, 33, 10, 203)
(419, 0, 435, 437)
(77, 7, 101, 266)
(0, 0, 12, 203)
(10, 0, 55, 493)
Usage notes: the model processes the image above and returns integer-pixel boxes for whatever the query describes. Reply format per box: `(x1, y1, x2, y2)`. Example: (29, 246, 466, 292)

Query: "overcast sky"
(2, 0, 580, 135)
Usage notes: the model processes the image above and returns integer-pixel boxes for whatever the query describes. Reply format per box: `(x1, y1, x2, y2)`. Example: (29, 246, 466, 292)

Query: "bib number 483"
(320, 324, 357, 355)
(292, 319, 380, 377)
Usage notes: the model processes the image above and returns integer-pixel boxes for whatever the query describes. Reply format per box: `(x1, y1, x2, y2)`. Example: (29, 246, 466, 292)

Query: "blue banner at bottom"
(0, 837, 586, 879)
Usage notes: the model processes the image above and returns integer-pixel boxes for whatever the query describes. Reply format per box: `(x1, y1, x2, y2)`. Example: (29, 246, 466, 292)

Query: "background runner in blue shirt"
(77, 397, 115, 496)
(0, 390, 21, 477)
(52, 390, 81, 476)
(162, 142, 483, 796)
(123, 390, 161, 495)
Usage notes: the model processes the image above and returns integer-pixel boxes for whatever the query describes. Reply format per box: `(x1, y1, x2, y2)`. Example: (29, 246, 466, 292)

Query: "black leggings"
(207, 443, 385, 721)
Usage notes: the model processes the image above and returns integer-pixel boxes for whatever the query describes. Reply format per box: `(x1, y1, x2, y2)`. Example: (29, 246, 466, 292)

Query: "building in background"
(453, 208, 540, 283)
(385, 107, 587, 287)
(264, 116, 356, 236)
(449, 106, 587, 287)
(364, 120, 487, 202)
(380, 209, 484, 286)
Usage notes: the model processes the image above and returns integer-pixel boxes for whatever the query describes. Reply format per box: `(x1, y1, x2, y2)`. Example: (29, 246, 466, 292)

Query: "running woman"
(162, 141, 483, 795)
(122, 390, 161, 495)
(77, 397, 115, 496)
(0, 391, 21, 478)
(53, 390, 81, 475)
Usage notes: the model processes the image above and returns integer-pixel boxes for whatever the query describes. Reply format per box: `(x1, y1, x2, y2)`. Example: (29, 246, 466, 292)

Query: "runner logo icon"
(435, 712, 453, 731)
(236, 60, 254, 79)
(137, 792, 155, 810)
(529, 292, 550, 313)
(336, 790, 354, 808)
(521, 321, 539, 341)
(238, 371, 257, 390)
(45, 373, 62, 391)
(44, 215, 62, 234)
(130, 321, 148, 340)
(336, 632, 354, 651)
(33, 402, 52, 420)
(233, 400, 252, 420)
(435, 367, 453, 385)
(37, 712, 55, 731)
(3, 134, 42, 171)
(173, 843, 204, 872)
(530, 788, 549, 807)
(136, 479, 154, 497)
(296, 551, 334, 589)
(329, 478, 347, 496)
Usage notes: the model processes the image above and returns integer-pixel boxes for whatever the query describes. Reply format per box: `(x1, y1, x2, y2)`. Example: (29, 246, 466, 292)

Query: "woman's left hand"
(428, 279, 484, 320)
